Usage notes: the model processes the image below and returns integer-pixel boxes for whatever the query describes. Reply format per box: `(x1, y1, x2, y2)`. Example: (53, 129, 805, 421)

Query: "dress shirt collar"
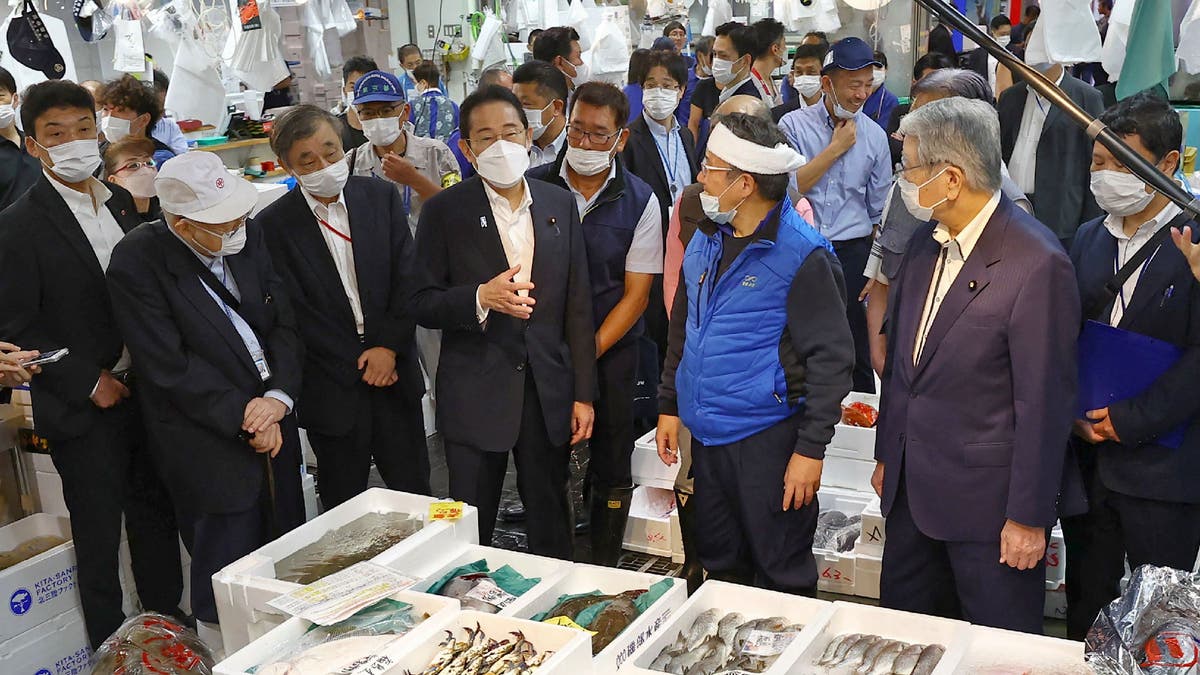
(300, 188, 348, 221)
(932, 190, 1001, 260)
(559, 156, 617, 200)
(44, 170, 110, 214)
(644, 110, 676, 135)
(1102, 200, 1182, 243)
(536, 126, 567, 159)
(482, 177, 533, 216)
(1032, 68, 1066, 103)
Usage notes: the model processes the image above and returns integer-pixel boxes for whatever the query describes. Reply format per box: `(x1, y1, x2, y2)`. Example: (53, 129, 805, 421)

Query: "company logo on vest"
(741, 275, 757, 288)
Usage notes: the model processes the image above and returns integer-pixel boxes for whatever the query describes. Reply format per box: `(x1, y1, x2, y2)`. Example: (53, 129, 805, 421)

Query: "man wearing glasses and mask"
(412, 85, 596, 559)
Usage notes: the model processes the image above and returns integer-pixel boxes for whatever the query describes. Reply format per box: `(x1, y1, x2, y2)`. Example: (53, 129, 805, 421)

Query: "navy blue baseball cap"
(821, 37, 882, 74)
(353, 70, 405, 104)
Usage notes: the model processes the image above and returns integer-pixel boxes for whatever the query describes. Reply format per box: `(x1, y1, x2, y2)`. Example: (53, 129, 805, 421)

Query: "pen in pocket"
(1161, 285, 1175, 308)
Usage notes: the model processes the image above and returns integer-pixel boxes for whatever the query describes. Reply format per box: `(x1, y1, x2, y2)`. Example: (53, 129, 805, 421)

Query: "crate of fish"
(622, 580, 836, 674)
(936, 625, 1085, 674)
(0, 513, 75, 643)
(632, 430, 681, 490)
(789, 601, 968, 674)
(375, 609, 594, 674)
(827, 393, 879, 463)
(814, 487, 873, 596)
(515, 563, 686, 672)
(396, 544, 574, 617)
(212, 488, 479, 653)
(212, 589, 461, 675)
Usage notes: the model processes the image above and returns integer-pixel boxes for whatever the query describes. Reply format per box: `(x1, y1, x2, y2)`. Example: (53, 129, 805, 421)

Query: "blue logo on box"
(9, 588, 32, 615)
(36, 670, 52, 675)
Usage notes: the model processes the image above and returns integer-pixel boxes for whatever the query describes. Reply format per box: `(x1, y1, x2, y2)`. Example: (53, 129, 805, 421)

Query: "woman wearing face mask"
(0, 65, 41, 211)
(862, 51, 899, 128)
(103, 137, 161, 221)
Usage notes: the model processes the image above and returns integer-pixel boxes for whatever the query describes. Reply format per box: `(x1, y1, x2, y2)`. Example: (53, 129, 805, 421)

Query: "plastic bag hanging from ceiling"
(223, 0, 286, 91)
(301, 0, 332, 78)
(1180, 0, 1200, 75)
(587, 11, 630, 79)
(566, 0, 594, 53)
(701, 0, 731, 37)
(1023, 0, 1101, 66)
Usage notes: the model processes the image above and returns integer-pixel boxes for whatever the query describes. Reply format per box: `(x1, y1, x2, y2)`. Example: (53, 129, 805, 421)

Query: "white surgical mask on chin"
(642, 88, 680, 120)
(898, 167, 949, 221)
(473, 139, 530, 189)
(361, 116, 403, 147)
(1090, 169, 1156, 217)
(0, 103, 14, 129)
(794, 75, 823, 99)
(298, 157, 350, 198)
(829, 88, 858, 120)
(699, 177, 747, 225)
(38, 138, 102, 183)
(191, 221, 247, 257)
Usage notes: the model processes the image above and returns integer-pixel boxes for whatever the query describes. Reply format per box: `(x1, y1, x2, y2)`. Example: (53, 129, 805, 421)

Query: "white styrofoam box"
(1045, 580, 1067, 620)
(670, 511, 685, 565)
(821, 455, 875, 494)
(301, 469, 318, 522)
(199, 621, 225, 662)
(378, 610, 594, 674)
(827, 392, 879, 463)
(515, 564, 686, 673)
(118, 534, 193, 617)
(298, 428, 317, 468)
(212, 488, 477, 653)
(1045, 523, 1066, 587)
(937, 625, 1086, 674)
(854, 494, 886, 558)
(213, 590, 460, 675)
(790, 602, 969, 674)
(0, 605, 90, 675)
(854, 550, 881, 600)
(621, 580, 835, 674)
(422, 392, 435, 437)
(814, 487, 873, 596)
(24, 449, 55, 474)
(632, 430, 680, 490)
(392, 544, 572, 616)
(0, 513, 78, 643)
(623, 486, 677, 558)
(35, 469, 68, 517)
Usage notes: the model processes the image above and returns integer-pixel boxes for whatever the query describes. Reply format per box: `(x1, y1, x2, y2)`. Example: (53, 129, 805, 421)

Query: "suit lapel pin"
(549, 216, 560, 236)
(968, 280, 978, 291)
(480, 216, 488, 228)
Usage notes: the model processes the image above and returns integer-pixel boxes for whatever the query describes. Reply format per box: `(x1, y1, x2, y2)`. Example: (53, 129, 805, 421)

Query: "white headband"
(707, 123, 807, 175)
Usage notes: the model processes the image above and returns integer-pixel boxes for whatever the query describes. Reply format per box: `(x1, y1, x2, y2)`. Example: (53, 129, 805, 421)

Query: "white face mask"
(565, 137, 617, 177)
(829, 88, 858, 120)
(102, 115, 131, 144)
(996, 34, 1011, 48)
(898, 166, 949, 221)
(298, 157, 350, 198)
(565, 59, 590, 88)
(117, 166, 157, 199)
(794, 75, 822, 99)
(343, 91, 356, 109)
(642, 87, 680, 121)
(524, 102, 554, 141)
(361, 116, 402, 147)
(699, 175, 747, 225)
(1090, 169, 1155, 217)
(711, 57, 739, 86)
(872, 69, 887, 89)
(0, 103, 14, 129)
(473, 139, 530, 189)
(191, 220, 247, 257)
(38, 138, 102, 183)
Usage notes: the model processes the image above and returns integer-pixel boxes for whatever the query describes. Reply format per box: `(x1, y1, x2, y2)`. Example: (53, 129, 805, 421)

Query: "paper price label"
(267, 562, 417, 626)
(740, 630, 798, 657)
(429, 501, 466, 521)
(544, 615, 598, 635)
(464, 579, 519, 610)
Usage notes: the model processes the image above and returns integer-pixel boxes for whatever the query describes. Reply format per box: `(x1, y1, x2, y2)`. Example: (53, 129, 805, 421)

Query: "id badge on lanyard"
(252, 350, 272, 382)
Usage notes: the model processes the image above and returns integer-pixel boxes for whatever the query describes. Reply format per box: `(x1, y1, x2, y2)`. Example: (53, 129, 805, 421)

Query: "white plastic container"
(814, 487, 873, 596)
(632, 430, 680, 490)
(621, 580, 836, 674)
(1045, 523, 1066, 586)
(853, 550, 882, 600)
(1045, 580, 1068, 620)
(790, 601, 969, 674)
(0, 513, 76, 643)
(34, 469, 68, 517)
(821, 455, 876, 494)
(213, 590, 460, 675)
(0, 605, 90, 675)
(937, 625, 1086, 674)
(853, 495, 886, 558)
(212, 488, 478, 653)
(393, 543, 572, 617)
(827, 392, 879, 463)
(623, 486, 677, 558)
(515, 563, 686, 673)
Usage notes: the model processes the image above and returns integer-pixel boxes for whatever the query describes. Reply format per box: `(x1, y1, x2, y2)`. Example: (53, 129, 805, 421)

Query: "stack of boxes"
(625, 432, 683, 562)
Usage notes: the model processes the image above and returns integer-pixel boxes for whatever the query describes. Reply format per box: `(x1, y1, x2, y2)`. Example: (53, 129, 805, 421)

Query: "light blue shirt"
(779, 102, 892, 242)
(151, 117, 189, 156)
(644, 111, 691, 203)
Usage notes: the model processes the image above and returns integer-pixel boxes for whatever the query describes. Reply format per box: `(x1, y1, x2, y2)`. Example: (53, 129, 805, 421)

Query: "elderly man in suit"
(258, 105, 430, 509)
(106, 151, 305, 629)
(412, 85, 596, 559)
(872, 97, 1080, 633)
(0, 79, 183, 648)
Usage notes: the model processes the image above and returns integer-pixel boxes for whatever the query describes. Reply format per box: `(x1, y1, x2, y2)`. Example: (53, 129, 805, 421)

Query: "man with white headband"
(656, 113, 854, 593)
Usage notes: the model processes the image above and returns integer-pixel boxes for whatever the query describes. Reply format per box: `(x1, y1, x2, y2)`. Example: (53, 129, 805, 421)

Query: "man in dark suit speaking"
(872, 98, 1080, 633)
(107, 152, 306, 627)
(412, 85, 596, 559)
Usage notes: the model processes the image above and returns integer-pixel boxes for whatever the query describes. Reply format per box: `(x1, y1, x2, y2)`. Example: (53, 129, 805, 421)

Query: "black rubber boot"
(674, 488, 706, 594)
(590, 486, 634, 567)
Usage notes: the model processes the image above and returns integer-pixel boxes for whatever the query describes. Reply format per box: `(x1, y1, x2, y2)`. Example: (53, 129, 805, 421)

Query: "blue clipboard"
(1078, 320, 1187, 448)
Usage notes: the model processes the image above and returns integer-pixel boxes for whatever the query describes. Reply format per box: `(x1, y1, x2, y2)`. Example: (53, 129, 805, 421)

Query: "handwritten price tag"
(464, 579, 519, 610)
(428, 501, 465, 521)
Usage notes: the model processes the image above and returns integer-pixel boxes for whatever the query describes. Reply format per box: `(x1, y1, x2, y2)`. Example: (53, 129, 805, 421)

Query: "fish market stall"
(212, 489, 478, 653)
(791, 601, 969, 675)
(396, 544, 573, 617)
(813, 487, 873, 597)
(940, 625, 1087, 675)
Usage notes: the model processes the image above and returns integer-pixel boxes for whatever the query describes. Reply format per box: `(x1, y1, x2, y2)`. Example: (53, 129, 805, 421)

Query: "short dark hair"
(717, 112, 790, 201)
(715, 22, 757, 59)
(0, 66, 15, 95)
(627, 49, 652, 85)
(804, 31, 830, 50)
(343, 56, 379, 81)
(527, 28, 543, 47)
(792, 44, 828, 66)
(989, 15, 1012, 31)
(692, 35, 715, 58)
(103, 75, 162, 129)
(641, 50, 688, 88)
(912, 52, 957, 81)
(460, 84, 527, 138)
(270, 104, 343, 165)
(413, 61, 440, 87)
(874, 50, 889, 69)
(398, 44, 422, 61)
(1099, 92, 1184, 166)
(151, 69, 170, 96)
(1025, 6, 1041, 18)
(479, 67, 510, 88)
(102, 136, 156, 177)
(663, 21, 685, 37)
(20, 80, 96, 139)
(532, 26, 580, 63)
(569, 81, 629, 130)
(751, 18, 785, 59)
(512, 60, 569, 104)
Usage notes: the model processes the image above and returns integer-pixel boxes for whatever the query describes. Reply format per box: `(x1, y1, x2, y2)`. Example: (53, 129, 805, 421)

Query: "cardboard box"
(631, 430, 680, 490)
(0, 513, 77, 643)
(622, 486, 676, 558)
(790, 601, 969, 674)
(937, 624, 1084, 674)
(393, 543, 572, 617)
(814, 487, 873, 596)
(0, 605, 90, 675)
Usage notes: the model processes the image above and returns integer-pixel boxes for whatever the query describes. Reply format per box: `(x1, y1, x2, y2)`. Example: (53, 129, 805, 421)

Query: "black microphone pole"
(913, 0, 1200, 218)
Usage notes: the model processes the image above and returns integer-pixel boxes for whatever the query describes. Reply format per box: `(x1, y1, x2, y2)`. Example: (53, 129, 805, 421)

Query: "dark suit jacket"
(412, 176, 596, 451)
(998, 75, 1105, 240)
(1070, 216, 1200, 504)
(0, 176, 144, 439)
(965, 48, 989, 81)
(876, 197, 1081, 541)
(257, 178, 423, 437)
(106, 220, 303, 513)
(621, 116, 698, 228)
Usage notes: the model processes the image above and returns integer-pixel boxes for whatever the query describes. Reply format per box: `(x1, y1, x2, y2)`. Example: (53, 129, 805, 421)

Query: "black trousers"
(587, 341, 638, 491)
(879, 476, 1045, 634)
(444, 372, 572, 559)
(692, 415, 818, 594)
(1062, 471, 1200, 640)
(832, 236, 875, 393)
(307, 387, 431, 509)
(50, 403, 183, 648)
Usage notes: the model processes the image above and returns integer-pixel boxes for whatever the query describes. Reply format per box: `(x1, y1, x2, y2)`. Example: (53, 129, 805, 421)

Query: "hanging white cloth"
(1023, 0, 1101, 66)
(165, 36, 227, 124)
(1100, 0, 1136, 79)
(223, 0, 287, 91)
(1178, 0, 1200, 74)
(588, 11, 630, 80)
(701, 0, 732, 38)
